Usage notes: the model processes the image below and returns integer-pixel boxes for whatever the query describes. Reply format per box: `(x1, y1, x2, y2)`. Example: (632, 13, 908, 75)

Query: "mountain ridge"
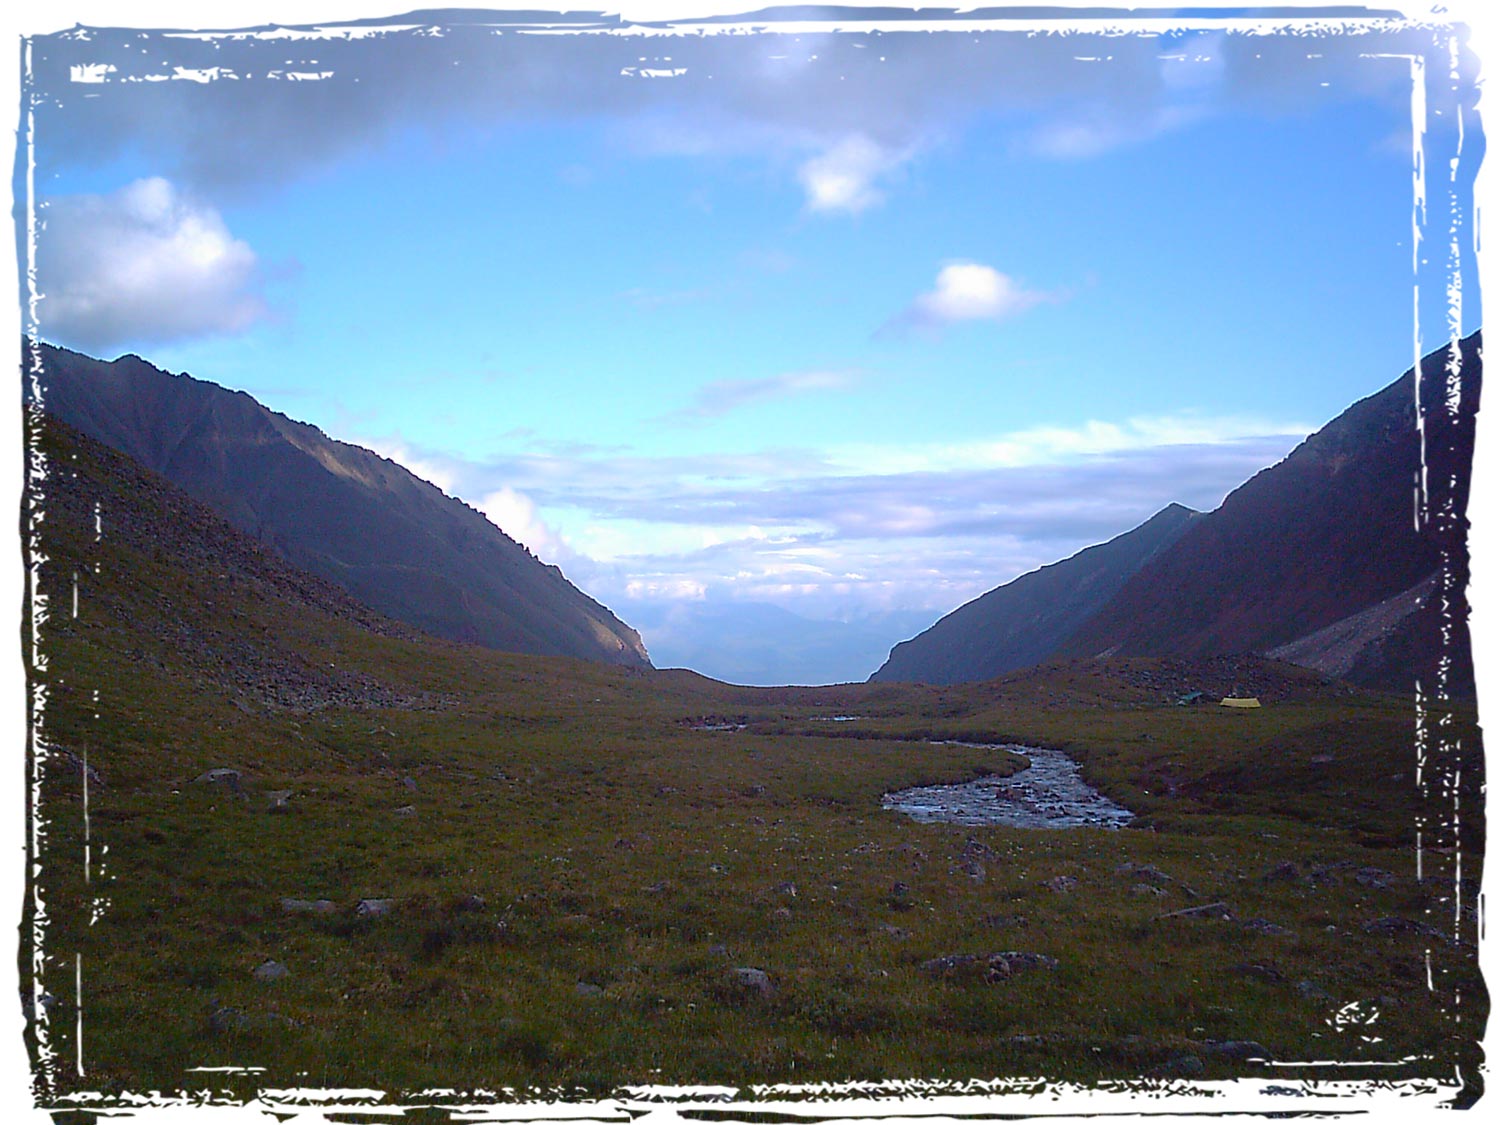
(870, 333, 1480, 696)
(29, 339, 651, 668)
(870, 501, 1202, 685)
(1058, 333, 1479, 696)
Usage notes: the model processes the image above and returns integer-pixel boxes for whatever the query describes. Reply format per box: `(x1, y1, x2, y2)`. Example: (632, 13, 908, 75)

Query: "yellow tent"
(1220, 697, 1262, 708)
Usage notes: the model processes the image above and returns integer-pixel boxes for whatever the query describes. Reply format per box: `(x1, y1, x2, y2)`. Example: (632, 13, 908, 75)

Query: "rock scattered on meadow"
(731, 967, 774, 997)
(919, 951, 1058, 983)
(1156, 901, 1233, 922)
(1241, 918, 1295, 937)
(194, 768, 242, 793)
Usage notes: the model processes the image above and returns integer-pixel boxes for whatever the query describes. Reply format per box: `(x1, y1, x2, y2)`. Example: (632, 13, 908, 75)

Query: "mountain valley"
(20, 338, 1485, 1103)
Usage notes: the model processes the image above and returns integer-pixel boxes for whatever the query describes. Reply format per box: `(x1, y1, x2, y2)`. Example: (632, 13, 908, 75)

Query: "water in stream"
(883, 743, 1134, 829)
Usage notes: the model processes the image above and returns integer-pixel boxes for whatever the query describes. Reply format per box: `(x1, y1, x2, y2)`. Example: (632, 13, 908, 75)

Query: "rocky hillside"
(29, 340, 650, 668)
(870, 334, 1479, 698)
(31, 416, 455, 712)
(871, 503, 1201, 685)
(1058, 333, 1479, 697)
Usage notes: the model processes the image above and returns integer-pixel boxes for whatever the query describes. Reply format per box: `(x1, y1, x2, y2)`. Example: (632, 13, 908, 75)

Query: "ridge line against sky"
(5, 1, 1490, 682)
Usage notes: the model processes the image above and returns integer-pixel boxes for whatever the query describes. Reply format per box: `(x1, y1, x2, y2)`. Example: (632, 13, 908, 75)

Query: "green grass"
(20, 422, 1486, 1106)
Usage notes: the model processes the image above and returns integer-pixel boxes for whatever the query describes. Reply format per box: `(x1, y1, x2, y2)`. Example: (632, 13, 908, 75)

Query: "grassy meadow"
(21, 422, 1487, 1105)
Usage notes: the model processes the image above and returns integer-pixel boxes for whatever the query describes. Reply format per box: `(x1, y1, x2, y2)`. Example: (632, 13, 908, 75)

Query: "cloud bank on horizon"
(18, 6, 1484, 671)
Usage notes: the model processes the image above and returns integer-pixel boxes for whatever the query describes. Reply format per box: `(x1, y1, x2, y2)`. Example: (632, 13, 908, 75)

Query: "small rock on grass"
(1363, 916, 1447, 941)
(194, 768, 242, 793)
(356, 898, 395, 918)
(1155, 901, 1233, 922)
(731, 967, 774, 997)
(280, 898, 336, 915)
(1116, 862, 1172, 885)
(1242, 918, 1294, 936)
(920, 952, 1058, 982)
(252, 960, 288, 983)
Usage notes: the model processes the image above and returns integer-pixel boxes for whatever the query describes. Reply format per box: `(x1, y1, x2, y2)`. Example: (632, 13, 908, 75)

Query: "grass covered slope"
(23, 415, 1485, 1104)
(30, 339, 650, 668)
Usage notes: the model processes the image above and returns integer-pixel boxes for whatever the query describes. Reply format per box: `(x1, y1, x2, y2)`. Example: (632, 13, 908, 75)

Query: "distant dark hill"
(30, 340, 651, 668)
(870, 503, 1201, 685)
(1059, 333, 1479, 696)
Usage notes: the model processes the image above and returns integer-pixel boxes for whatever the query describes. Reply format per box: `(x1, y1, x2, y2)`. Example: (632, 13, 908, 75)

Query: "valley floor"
(25, 640, 1486, 1110)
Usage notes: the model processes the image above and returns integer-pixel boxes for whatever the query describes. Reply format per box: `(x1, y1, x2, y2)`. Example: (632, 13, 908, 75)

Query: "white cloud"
(797, 135, 909, 214)
(894, 262, 1053, 332)
(36, 176, 269, 351)
(833, 413, 1316, 475)
(666, 369, 861, 421)
(360, 436, 460, 496)
(624, 577, 707, 600)
(478, 486, 569, 561)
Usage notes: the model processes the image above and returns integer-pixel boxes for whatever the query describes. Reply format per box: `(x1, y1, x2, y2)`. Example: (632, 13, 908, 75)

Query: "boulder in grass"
(194, 768, 242, 793)
(731, 968, 774, 998)
(1242, 918, 1295, 937)
(356, 898, 395, 918)
(1116, 862, 1172, 885)
(1156, 901, 1234, 922)
(1362, 916, 1447, 942)
(252, 960, 288, 983)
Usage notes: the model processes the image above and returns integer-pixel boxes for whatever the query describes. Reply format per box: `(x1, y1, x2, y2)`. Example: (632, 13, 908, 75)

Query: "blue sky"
(12, 3, 1487, 678)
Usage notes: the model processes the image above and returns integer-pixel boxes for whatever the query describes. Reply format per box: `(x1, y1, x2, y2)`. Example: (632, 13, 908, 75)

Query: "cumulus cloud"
(664, 369, 861, 421)
(34, 177, 268, 351)
(478, 486, 569, 562)
(797, 135, 910, 214)
(359, 435, 460, 496)
(885, 262, 1056, 335)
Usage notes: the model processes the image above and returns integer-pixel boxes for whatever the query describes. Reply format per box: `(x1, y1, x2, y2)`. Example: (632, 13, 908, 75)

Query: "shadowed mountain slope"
(870, 503, 1201, 685)
(28, 340, 650, 668)
(1058, 333, 1480, 696)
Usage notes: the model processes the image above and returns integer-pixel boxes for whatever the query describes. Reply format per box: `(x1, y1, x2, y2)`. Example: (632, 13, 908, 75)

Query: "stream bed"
(883, 743, 1134, 830)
